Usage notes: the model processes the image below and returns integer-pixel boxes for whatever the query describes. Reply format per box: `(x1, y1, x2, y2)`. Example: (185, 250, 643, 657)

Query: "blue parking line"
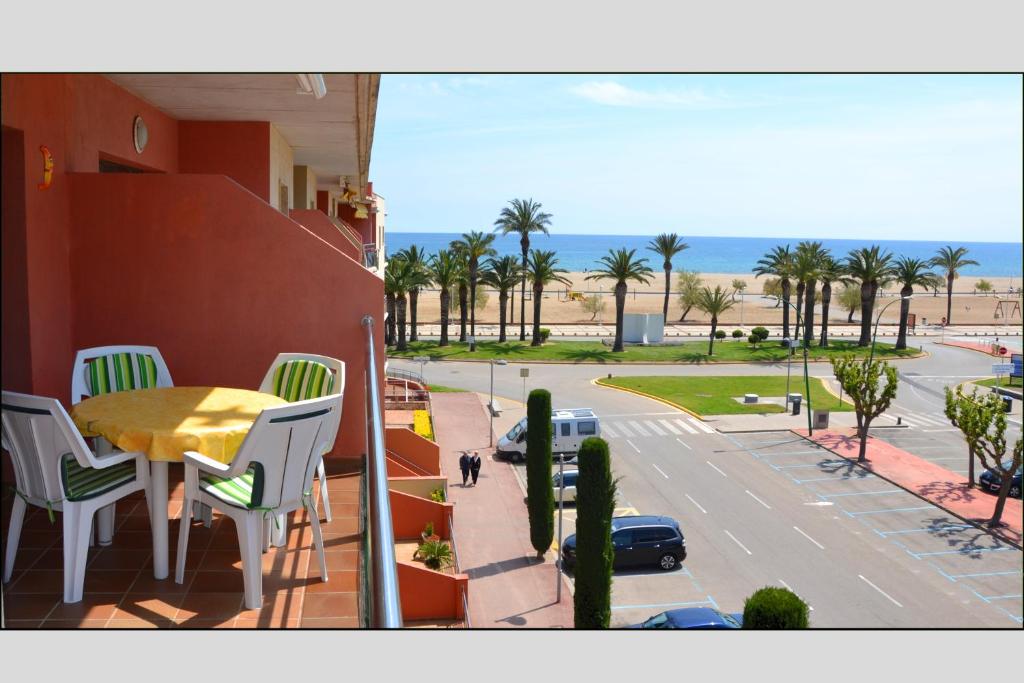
(611, 599, 715, 611)
(753, 450, 825, 457)
(879, 524, 974, 536)
(818, 489, 904, 498)
(793, 475, 854, 483)
(910, 547, 1014, 558)
(950, 570, 1022, 579)
(775, 461, 848, 470)
(982, 594, 1023, 601)
(846, 505, 933, 516)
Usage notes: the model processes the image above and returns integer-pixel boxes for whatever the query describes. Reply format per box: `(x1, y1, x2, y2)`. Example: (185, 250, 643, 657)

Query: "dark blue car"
(979, 464, 1022, 499)
(630, 607, 743, 629)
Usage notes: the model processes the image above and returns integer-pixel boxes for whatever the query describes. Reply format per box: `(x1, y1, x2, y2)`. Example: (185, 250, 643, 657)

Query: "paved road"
(390, 337, 1023, 628)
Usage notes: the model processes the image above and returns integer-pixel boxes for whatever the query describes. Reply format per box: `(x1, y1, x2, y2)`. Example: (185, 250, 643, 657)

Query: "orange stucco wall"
(67, 173, 385, 459)
(389, 489, 454, 540)
(385, 427, 442, 476)
(0, 74, 179, 399)
(178, 121, 270, 202)
(290, 209, 362, 262)
(397, 562, 468, 621)
(337, 202, 374, 245)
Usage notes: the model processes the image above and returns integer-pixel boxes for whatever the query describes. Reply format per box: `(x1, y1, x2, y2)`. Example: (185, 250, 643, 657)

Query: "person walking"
(459, 451, 471, 487)
(469, 450, 482, 486)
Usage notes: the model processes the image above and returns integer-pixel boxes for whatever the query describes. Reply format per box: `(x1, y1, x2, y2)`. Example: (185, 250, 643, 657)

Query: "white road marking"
(615, 422, 635, 438)
(659, 419, 682, 435)
(793, 526, 825, 550)
(685, 494, 707, 514)
(778, 579, 814, 611)
(689, 417, 715, 434)
(652, 464, 669, 479)
(922, 428, 962, 433)
(675, 419, 698, 434)
(628, 420, 650, 437)
(858, 574, 903, 608)
(745, 490, 772, 509)
(627, 440, 641, 454)
(724, 530, 752, 555)
(676, 438, 692, 450)
(598, 411, 684, 418)
(706, 461, 727, 477)
(645, 420, 667, 436)
(804, 501, 834, 506)
(602, 423, 619, 438)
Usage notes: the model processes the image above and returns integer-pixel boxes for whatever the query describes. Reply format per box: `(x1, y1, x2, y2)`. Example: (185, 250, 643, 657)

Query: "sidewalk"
(795, 428, 1022, 548)
(430, 392, 573, 628)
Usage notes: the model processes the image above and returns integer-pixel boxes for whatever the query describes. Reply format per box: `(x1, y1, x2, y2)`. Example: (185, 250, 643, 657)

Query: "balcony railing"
(362, 315, 403, 628)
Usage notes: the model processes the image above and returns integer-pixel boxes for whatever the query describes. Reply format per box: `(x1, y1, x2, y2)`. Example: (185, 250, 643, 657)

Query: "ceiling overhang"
(105, 73, 379, 196)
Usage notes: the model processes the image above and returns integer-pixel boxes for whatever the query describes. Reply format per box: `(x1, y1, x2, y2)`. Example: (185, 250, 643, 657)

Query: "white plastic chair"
(258, 353, 345, 524)
(1, 391, 152, 603)
(175, 394, 342, 609)
(70, 344, 210, 532)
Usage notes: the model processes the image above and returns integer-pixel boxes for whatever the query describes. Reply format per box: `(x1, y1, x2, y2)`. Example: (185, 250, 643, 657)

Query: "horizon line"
(387, 230, 1024, 245)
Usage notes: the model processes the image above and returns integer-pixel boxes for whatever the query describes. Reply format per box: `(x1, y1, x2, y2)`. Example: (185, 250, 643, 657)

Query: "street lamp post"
(488, 359, 507, 447)
(778, 297, 812, 434)
(869, 295, 914, 365)
(556, 457, 565, 602)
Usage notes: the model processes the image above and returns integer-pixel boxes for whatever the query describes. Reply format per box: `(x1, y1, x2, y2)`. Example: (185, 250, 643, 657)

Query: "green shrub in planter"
(539, 327, 551, 343)
(732, 329, 744, 338)
(742, 586, 810, 629)
(416, 540, 454, 571)
(714, 330, 727, 339)
(752, 326, 770, 341)
(748, 334, 760, 347)
(526, 389, 554, 557)
(573, 437, 616, 629)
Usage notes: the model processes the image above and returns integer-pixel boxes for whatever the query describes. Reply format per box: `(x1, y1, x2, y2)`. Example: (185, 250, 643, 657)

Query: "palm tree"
(480, 255, 521, 343)
(395, 245, 430, 343)
(451, 230, 497, 351)
(449, 240, 470, 342)
(753, 245, 794, 340)
(494, 198, 552, 341)
(586, 249, 654, 352)
(525, 249, 571, 346)
(383, 256, 405, 347)
(428, 250, 464, 347)
(793, 241, 829, 348)
(817, 256, 848, 347)
(845, 246, 896, 347)
(646, 233, 689, 322)
(930, 246, 979, 326)
(893, 257, 939, 350)
(387, 258, 416, 352)
(695, 286, 735, 355)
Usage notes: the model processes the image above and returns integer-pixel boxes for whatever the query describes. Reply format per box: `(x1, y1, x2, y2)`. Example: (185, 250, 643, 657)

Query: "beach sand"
(409, 272, 1023, 327)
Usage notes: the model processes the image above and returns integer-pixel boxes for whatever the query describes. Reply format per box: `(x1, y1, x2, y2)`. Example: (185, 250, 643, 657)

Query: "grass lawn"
(598, 375, 855, 415)
(387, 339, 919, 364)
(424, 384, 468, 393)
(974, 376, 1023, 389)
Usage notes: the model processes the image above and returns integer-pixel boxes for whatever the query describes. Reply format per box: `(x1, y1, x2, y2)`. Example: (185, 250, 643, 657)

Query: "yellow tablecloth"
(71, 386, 288, 463)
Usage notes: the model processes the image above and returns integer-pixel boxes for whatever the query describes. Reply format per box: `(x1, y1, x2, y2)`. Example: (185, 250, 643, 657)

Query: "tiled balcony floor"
(2, 459, 364, 629)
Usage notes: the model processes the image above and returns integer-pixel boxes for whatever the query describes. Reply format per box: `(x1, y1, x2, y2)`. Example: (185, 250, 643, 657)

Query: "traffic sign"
(999, 346, 1008, 355)
(520, 368, 530, 378)
(413, 356, 430, 363)
(992, 363, 1014, 375)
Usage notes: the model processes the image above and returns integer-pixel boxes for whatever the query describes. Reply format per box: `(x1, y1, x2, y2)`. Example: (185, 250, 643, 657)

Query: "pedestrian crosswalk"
(601, 415, 714, 439)
(879, 410, 951, 429)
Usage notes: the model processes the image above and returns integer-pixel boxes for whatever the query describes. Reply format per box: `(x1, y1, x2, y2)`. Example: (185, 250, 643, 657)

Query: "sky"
(370, 75, 1023, 242)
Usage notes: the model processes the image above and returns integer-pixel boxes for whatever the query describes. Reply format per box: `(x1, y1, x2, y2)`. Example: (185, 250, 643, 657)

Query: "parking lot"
(724, 431, 1023, 626)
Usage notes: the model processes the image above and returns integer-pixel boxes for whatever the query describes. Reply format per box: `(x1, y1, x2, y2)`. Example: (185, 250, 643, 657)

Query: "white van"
(496, 408, 600, 463)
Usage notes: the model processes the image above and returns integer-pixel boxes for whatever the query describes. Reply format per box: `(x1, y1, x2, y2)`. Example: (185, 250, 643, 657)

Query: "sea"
(386, 233, 1023, 277)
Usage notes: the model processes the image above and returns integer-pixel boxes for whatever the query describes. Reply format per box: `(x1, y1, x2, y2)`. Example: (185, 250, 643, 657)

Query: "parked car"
(552, 469, 578, 503)
(562, 515, 686, 571)
(629, 607, 743, 629)
(979, 464, 1022, 499)
(496, 408, 600, 463)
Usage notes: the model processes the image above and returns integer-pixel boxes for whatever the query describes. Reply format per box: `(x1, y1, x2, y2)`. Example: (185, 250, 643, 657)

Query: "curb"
(592, 378, 706, 420)
(791, 430, 1022, 550)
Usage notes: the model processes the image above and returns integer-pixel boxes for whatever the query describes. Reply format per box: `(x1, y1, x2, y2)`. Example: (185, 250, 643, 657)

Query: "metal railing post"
(362, 314, 403, 628)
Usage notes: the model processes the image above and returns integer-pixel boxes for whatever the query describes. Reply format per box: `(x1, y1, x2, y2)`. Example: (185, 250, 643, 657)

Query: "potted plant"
(421, 521, 440, 544)
(416, 539, 454, 571)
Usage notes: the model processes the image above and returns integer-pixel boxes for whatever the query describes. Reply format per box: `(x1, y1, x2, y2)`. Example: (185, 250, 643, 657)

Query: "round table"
(71, 387, 288, 579)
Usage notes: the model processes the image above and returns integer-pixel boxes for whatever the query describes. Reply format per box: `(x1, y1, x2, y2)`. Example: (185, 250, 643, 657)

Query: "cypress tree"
(573, 436, 616, 629)
(526, 389, 554, 558)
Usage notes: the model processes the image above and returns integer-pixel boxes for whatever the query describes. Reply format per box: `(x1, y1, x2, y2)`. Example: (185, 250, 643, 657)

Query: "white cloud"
(569, 81, 735, 108)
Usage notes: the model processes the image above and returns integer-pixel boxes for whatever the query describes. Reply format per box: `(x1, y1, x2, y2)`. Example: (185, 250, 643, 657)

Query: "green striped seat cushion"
(270, 360, 335, 402)
(85, 352, 159, 396)
(198, 463, 265, 510)
(61, 454, 136, 502)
